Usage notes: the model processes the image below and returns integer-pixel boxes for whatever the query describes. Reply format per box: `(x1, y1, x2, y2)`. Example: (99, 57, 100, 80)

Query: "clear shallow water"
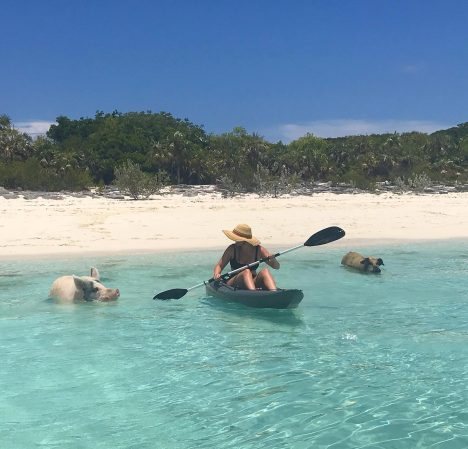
(1, 243, 468, 449)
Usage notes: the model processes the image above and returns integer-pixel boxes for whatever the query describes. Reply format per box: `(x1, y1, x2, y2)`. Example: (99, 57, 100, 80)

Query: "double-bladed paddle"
(153, 226, 345, 300)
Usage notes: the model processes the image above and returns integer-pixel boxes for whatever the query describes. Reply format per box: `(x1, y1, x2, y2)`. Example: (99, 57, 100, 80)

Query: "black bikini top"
(230, 245, 260, 271)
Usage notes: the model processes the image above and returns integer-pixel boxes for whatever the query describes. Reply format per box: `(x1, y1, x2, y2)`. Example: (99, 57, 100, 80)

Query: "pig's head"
(72, 275, 120, 302)
(360, 257, 384, 273)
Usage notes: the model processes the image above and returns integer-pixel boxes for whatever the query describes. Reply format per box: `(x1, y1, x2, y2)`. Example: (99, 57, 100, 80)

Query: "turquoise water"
(1, 242, 468, 449)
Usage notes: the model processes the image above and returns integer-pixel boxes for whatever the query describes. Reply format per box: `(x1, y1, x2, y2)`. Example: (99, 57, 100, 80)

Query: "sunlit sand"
(1, 187, 467, 259)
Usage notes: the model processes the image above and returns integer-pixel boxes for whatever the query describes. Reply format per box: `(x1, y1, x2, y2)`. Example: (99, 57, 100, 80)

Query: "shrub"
(216, 175, 244, 197)
(394, 176, 408, 193)
(346, 170, 376, 191)
(254, 165, 300, 198)
(0, 158, 93, 191)
(393, 173, 432, 193)
(408, 173, 431, 192)
(114, 160, 168, 199)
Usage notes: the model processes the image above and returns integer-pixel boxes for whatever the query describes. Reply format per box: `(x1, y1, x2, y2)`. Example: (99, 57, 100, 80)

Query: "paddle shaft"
(203, 243, 304, 287)
(153, 226, 345, 300)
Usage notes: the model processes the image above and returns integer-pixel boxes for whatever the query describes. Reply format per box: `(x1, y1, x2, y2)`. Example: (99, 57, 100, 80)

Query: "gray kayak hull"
(205, 281, 304, 309)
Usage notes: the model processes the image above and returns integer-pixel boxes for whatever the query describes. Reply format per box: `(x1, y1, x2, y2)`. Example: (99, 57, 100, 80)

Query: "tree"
(286, 134, 329, 181)
(0, 116, 34, 163)
(155, 130, 190, 184)
(209, 127, 272, 191)
(46, 111, 209, 185)
(0, 114, 12, 129)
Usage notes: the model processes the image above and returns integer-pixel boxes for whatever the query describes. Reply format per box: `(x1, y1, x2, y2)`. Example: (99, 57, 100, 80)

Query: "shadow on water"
(43, 296, 92, 305)
(340, 265, 384, 276)
(200, 296, 305, 327)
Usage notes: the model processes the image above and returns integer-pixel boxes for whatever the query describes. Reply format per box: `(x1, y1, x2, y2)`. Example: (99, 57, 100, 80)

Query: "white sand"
(1, 189, 468, 259)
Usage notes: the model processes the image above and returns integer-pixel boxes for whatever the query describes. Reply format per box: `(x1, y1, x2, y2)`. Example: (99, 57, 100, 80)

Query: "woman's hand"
(261, 247, 280, 269)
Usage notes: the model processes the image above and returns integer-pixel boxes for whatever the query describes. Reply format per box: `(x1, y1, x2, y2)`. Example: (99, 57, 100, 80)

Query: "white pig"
(49, 267, 120, 302)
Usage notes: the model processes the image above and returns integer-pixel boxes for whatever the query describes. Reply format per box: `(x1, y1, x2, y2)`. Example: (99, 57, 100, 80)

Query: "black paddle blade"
(153, 288, 188, 300)
(304, 226, 345, 246)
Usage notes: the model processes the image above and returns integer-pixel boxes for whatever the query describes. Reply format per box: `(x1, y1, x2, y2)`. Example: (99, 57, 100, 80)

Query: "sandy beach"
(1, 187, 468, 260)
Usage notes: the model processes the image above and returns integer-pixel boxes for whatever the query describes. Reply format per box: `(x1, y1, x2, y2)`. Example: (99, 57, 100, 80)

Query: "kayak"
(205, 281, 304, 309)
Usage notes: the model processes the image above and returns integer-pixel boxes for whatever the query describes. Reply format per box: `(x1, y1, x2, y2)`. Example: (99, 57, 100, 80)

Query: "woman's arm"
(260, 246, 280, 269)
(213, 245, 234, 279)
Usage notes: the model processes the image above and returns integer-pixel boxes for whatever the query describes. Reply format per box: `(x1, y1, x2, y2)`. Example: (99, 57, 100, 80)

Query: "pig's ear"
(90, 267, 100, 281)
(73, 275, 93, 291)
(360, 258, 370, 269)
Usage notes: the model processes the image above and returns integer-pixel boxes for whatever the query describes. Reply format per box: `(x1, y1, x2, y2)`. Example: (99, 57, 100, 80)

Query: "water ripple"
(1, 245, 468, 448)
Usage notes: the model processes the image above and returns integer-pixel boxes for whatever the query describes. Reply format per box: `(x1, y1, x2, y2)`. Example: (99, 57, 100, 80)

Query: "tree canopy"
(1, 111, 467, 192)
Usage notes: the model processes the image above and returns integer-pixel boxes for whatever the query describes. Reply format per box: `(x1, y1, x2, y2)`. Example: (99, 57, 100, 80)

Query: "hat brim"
(222, 230, 260, 246)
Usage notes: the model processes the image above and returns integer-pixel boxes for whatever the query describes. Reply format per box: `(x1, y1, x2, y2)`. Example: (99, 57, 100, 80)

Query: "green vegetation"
(114, 160, 168, 199)
(1, 111, 467, 194)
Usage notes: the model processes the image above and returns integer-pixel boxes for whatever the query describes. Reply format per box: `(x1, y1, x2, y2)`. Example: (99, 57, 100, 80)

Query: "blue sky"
(2, 0, 467, 142)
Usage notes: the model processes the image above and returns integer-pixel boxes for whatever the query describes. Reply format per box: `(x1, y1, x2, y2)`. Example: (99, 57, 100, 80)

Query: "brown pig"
(341, 251, 384, 274)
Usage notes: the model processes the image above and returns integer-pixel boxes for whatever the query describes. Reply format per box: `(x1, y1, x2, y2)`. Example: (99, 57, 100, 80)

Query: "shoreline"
(1, 237, 468, 263)
(2, 187, 468, 262)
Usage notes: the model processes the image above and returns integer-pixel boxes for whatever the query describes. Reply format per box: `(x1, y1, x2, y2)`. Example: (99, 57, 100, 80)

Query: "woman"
(213, 224, 279, 290)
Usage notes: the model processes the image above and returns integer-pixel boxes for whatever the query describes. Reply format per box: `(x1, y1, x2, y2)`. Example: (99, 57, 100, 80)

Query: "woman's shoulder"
(258, 245, 270, 255)
(223, 244, 235, 255)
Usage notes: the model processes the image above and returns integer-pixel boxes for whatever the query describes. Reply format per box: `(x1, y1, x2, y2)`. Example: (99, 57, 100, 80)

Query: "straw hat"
(222, 224, 260, 246)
